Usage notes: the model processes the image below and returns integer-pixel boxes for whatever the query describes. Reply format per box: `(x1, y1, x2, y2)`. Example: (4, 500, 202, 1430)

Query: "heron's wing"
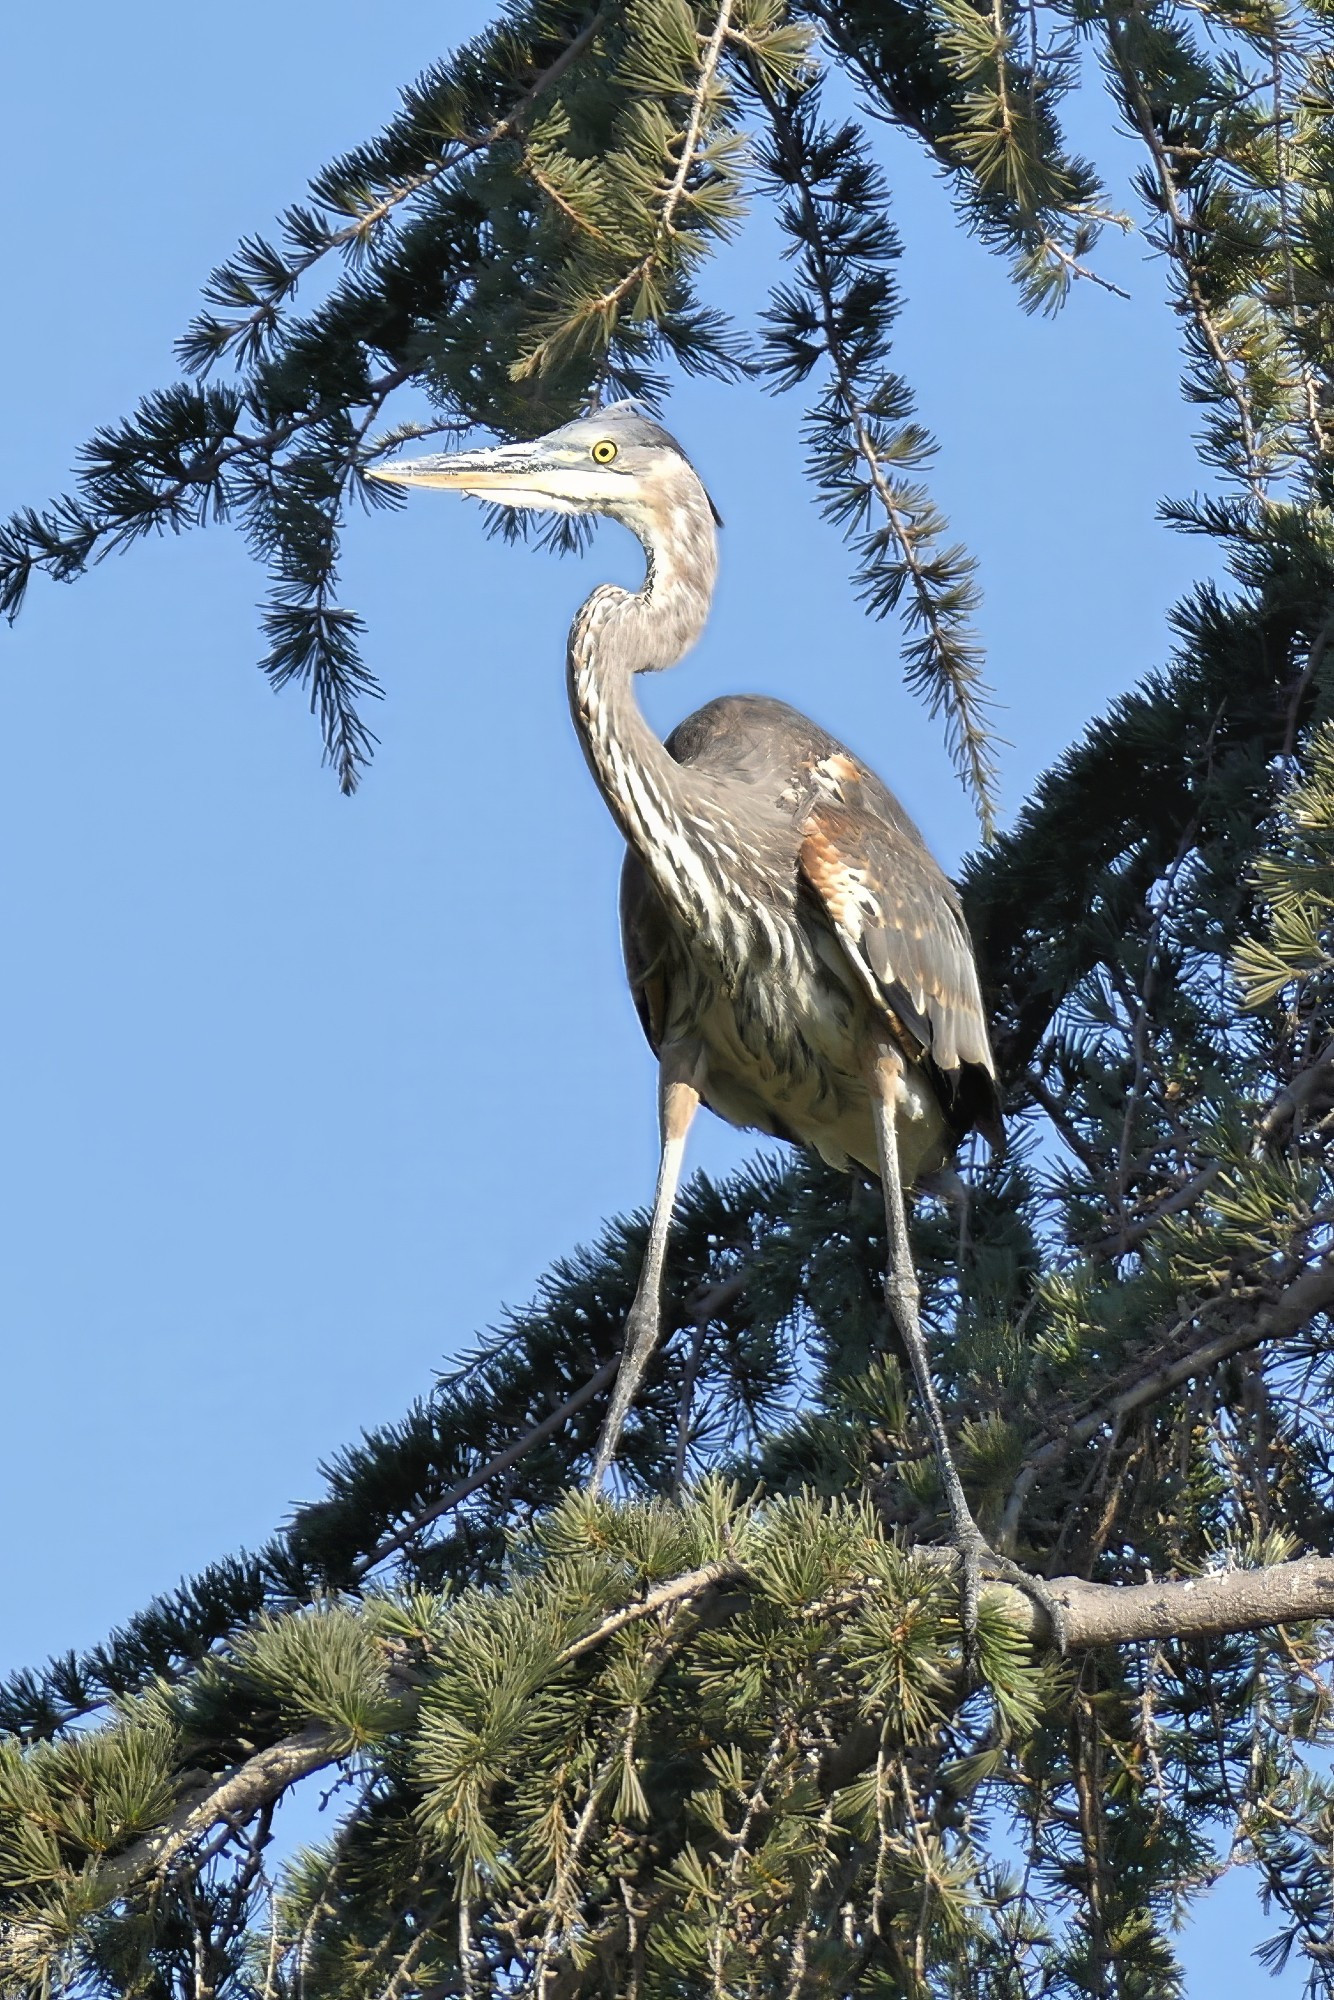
(797, 762, 1002, 1146)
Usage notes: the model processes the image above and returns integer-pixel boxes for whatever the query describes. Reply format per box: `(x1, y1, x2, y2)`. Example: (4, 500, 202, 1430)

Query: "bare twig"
(1025, 1067, 1109, 1180)
(1282, 607, 1334, 761)
(1081, 1037, 1334, 1259)
(671, 1275, 747, 1491)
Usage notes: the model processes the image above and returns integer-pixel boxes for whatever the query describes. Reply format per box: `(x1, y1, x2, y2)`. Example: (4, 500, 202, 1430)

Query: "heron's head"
(365, 404, 721, 544)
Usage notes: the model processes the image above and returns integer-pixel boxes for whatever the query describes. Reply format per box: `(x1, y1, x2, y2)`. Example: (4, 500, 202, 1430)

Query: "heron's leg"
(868, 1048, 1069, 1662)
(589, 1042, 704, 1494)
(868, 1049, 989, 1636)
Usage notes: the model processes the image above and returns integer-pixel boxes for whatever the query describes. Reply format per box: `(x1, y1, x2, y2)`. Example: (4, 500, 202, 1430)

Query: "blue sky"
(0, 1, 1298, 1985)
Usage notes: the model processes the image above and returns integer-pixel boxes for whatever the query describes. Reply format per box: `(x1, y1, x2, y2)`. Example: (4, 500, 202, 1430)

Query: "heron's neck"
(567, 483, 721, 921)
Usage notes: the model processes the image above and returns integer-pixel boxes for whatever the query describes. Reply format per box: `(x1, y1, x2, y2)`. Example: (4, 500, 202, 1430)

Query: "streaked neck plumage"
(566, 465, 723, 923)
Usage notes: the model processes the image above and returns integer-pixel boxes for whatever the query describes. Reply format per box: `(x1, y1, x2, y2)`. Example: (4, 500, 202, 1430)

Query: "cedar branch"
(59, 1548, 1334, 1920)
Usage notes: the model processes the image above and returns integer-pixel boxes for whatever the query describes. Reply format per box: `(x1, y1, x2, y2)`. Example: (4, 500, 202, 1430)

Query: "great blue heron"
(369, 404, 1046, 1640)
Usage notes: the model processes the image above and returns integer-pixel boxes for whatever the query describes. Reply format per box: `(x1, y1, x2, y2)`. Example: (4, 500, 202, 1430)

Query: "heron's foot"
(950, 1523, 989, 1677)
(982, 1549, 1070, 1657)
(946, 1525, 1071, 1668)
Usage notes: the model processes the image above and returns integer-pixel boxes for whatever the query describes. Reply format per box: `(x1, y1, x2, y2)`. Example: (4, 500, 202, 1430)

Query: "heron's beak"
(365, 437, 610, 518)
(365, 441, 548, 495)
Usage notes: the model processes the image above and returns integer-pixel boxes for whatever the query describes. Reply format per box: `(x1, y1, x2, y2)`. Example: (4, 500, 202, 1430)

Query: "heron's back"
(662, 695, 921, 840)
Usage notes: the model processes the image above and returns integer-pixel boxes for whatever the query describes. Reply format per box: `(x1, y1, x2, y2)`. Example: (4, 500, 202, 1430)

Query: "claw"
(982, 1557, 1070, 1656)
(950, 1531, 1071, 1667)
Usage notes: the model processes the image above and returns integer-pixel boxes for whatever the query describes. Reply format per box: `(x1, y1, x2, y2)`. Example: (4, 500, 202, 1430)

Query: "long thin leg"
(868, 1048, 1069, 1660)
(869, 1051, 989, 1626)
(590, 1044, 703, 1493)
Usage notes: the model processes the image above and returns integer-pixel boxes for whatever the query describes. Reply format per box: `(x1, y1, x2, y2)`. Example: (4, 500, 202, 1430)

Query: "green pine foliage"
(756, 86, 998, 830)
(9, 0, 1334, 1990)
(1237, 723, 1334, 1010)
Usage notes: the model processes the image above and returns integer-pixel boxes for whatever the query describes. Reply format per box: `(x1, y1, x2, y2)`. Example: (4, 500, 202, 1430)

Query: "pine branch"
(0, 6, 636, 786)
(754, 76, 1000, 831)
(509, 0, 748, 383)
(13, 5, 1334, 1977)
(29, 1546, 1334, 1945)
(799, 0, 1126, 309)
(177, 9, 609, 375)
(349, 1356, 621, 1581)
(0, 1156, 805, 1738)
(963, 558, 1324, 1076)
(1076, 1037, 1334, 1259)
(1104, 11, 1270, 509)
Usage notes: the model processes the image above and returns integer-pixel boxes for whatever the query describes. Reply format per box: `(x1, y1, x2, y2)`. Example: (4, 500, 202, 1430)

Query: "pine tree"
(6, 0, 1334, 1991)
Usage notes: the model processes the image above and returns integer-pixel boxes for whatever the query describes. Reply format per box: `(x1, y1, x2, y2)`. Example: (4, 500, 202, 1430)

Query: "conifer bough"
(18, 1546, 1334, 1935)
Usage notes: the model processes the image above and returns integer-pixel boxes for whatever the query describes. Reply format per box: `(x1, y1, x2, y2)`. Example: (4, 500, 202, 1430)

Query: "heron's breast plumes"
(648, 896, 951, 1182)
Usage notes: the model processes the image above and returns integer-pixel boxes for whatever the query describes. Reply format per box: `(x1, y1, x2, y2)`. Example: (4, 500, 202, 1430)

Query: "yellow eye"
(591, 439, 618, 465)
